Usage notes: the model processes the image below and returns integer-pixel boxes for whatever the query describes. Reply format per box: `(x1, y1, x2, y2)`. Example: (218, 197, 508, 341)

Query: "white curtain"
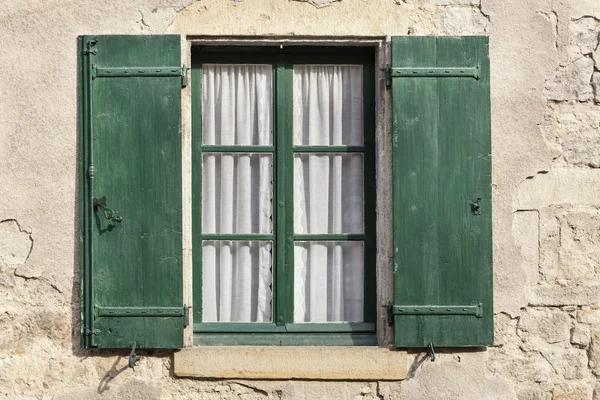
(293, 65, 365, 322)
(200, 64, 365, 323)
(201, 64, 273, 322)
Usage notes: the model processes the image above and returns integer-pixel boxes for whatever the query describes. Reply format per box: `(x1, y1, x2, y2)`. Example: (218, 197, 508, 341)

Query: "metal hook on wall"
(428, 342, 436, 362)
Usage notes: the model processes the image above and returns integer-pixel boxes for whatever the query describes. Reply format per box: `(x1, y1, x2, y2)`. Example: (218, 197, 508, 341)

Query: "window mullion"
(274, 56, 294, 326)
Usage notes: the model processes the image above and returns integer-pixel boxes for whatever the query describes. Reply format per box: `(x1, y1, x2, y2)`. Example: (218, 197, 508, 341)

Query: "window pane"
(294, 153, 363, 234)
(202, 153, 273, 234)
(202, 64, 272, 145)
(293, 241, 364, 323)
(202, 240, 272, 322)
(293, 65, 363, 146)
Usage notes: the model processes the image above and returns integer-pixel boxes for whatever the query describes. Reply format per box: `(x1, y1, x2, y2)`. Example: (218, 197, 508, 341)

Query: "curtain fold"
(293, 65, 365, 323)
(201, 64, 273, 323)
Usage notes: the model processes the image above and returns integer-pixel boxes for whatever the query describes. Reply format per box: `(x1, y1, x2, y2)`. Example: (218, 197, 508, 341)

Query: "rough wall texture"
(1, 0, 600, 398)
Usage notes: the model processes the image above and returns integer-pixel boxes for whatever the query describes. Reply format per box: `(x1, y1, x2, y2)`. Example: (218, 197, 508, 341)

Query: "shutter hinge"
(386, 64, 480, 86)
(392, 303, 483, 318)
(387, 302, 394, 326)
(183, 304, 189, 327)
(385, 65, 392, 87)
(181, 64, 188, 88)
(83, 39, 98, 56)
(85, 328, 100, 336)
(87, 165, 95, 181)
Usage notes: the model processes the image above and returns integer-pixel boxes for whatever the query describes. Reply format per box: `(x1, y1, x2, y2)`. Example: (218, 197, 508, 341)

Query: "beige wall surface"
(2, 0, 600, 398)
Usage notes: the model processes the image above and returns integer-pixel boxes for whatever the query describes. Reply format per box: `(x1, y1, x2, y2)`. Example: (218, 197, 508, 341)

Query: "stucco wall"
(1, 0, 600, 398)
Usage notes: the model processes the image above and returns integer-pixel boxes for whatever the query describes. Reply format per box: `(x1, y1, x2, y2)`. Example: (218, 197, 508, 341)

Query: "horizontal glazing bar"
(285, 323, 375, 333)
(201, 234, 274, 241)
(194, 333, 378, 346)
(293, 234, 365, 241)
(194, 323, 286, 333)
(200, 146, 275, 153)
(292, 146, 365, 153)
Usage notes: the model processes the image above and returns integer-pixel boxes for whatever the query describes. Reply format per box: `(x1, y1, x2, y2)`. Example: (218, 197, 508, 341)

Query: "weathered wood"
(81, 35, 183, 348)
(392, 36, 493, 347)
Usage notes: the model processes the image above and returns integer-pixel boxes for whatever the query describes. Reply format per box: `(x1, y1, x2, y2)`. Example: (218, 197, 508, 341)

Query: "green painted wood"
(78, 36, 92, 348)
(194, 323, 287, 333)
(201, 234, 275, 241)
(200, 145, 275, 153)
(191, 63, 203, 325)
(284, 323, 375, 333)
(81, 35, 183, 349)
(362, 58, 377, 324)
(292, 146, 365, 153)
(191, 48, 376, 339)
(292, 234, 365, 241)
(391, 36, 492, 347)
(194, 333, 377, 346)
(276, 56, 294, 326)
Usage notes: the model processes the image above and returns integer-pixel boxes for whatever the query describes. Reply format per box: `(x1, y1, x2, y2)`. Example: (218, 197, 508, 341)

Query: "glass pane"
(202, 64, 273, 145)
(293, 241, 364, 323)
(202, 240, 273, 322)
(294, 153, 363, 234)
(293, 65, 363, 146)
(202, 153, 273, 234)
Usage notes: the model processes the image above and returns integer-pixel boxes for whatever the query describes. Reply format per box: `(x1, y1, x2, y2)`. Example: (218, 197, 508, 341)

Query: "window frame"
(191, 46, 377, 345)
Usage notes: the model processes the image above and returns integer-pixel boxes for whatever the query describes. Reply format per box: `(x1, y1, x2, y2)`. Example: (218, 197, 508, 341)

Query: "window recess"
(191, 47, 377, 345)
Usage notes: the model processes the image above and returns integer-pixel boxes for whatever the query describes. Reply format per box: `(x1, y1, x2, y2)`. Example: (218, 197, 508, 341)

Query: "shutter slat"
(79, 35, 183, 349)
(391, 36, 493, 347)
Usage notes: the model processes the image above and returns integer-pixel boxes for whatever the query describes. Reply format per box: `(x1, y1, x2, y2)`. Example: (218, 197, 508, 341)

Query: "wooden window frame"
(190, 46, 377, 345)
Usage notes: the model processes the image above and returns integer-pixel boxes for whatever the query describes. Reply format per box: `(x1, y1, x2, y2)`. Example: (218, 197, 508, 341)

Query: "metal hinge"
(95, 305, 189, 326)
(181, 64, 188, 88)
(385, 64, 480, 87)
(183, 305, 189, 327)
(87, 165, 94, 181)
(391, 303, 483, 318)
(83, 39, 98, 56)
(85, 328, 100, 336)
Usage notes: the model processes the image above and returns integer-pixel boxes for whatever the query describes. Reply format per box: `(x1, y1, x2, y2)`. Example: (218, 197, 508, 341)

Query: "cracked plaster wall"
(2, 0, 600, 398)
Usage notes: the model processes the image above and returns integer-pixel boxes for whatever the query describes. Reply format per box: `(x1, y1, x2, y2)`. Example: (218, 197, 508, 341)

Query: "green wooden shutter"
(79, 35, 185, 349)
(391, 36, 492, 347)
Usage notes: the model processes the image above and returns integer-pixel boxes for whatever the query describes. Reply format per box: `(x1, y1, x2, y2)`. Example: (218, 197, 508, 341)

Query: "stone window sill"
(174, 346, 409, 380)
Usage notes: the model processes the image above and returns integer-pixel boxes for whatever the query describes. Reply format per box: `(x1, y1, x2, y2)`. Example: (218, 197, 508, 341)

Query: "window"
(79, 35, 492, 351)
(191, 48, 377, 345)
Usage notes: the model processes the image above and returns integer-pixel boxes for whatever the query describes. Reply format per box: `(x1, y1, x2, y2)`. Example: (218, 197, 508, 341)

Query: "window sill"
(173, 346, 409, 380)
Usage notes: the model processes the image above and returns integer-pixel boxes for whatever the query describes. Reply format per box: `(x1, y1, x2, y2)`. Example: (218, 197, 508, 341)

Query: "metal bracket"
(128, 341, 137, 370)
(385, 64, 480, 87)
(183, 305, 189, 327)
(91, 66, 187, 81)
(387, 302, 394, 326)
(470, 198, 482, 215)
(428, 343, 436, 362)
(392, 303, 483, 318)
(181, 64, 188, 88)
(96, 306, 186, 318)
(83, 39, 98, 56)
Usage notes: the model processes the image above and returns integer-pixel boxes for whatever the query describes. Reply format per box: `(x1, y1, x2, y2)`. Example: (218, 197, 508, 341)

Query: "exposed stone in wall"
(2, 0, 600, 398)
